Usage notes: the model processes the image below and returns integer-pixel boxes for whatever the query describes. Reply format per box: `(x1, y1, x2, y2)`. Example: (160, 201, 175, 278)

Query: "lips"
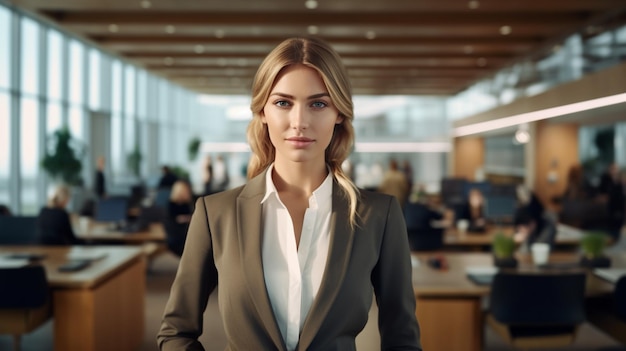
(286, 136, 314, 148)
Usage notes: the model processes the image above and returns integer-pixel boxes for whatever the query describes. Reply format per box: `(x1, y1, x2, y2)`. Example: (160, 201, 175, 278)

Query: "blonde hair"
(247, 36, 359, 226)
(47, 185, 71, 208)
(170, 180, 192, 204)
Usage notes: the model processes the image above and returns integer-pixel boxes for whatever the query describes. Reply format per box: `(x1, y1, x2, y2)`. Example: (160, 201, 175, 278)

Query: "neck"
(272, 161, 328, 197)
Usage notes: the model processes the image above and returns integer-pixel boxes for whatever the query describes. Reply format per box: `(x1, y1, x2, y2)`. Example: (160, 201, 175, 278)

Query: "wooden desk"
(444, 224, 581, 250)
(0, 246, 146, 351)
(72, 215, 166, 243)
(412, 251, 622, 351)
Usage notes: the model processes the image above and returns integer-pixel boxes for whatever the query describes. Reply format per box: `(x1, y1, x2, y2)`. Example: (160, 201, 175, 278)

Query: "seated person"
(37, 185, 81, 245)
(457, 188, 487, 232)
(164, 180, 194, 256)
(513, 206, 556, 253)
(168, 180, 194, 224)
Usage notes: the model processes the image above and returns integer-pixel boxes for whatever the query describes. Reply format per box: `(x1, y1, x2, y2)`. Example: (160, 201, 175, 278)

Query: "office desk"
(412, 252, 621, 351)
(72, 215, 166, 243)
(444, 224, 581, 250)
(0, 246, 145, 351)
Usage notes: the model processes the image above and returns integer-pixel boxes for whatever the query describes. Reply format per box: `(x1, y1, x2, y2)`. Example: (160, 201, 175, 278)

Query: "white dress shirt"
(261, 165, 333, 351)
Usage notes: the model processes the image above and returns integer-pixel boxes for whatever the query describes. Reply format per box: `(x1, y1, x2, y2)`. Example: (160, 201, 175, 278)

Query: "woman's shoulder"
(356, 187, 396, 208)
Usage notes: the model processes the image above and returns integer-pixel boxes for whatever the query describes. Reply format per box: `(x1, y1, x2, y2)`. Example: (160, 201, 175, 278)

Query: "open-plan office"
(1, 1, 626, 350)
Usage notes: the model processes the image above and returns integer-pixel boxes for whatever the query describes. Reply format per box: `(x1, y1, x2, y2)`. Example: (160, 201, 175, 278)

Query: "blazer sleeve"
(371, 196, 422, 350)
(157, 197, 219, 351)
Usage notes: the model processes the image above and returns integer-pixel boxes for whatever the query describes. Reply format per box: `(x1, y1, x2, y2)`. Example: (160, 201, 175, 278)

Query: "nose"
(290, 104, 309, 130)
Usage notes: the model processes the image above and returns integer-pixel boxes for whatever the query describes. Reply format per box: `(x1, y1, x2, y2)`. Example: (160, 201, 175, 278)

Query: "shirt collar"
(260, 164, 333, 206)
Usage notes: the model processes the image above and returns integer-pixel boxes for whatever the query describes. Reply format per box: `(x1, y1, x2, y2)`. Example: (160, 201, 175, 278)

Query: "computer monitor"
(94, 196, 129, 224)
(484, 195, 518, 225)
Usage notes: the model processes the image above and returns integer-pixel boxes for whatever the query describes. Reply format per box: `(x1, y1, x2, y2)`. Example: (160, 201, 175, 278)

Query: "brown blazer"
(157, 172, 422, 350)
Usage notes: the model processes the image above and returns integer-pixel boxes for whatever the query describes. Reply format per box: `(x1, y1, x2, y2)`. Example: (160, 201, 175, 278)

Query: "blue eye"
(311, 101, 327, 109)
(275, 100, 290, 107)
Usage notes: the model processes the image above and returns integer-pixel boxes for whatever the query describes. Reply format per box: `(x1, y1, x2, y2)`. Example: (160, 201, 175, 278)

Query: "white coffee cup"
(531, 242, 550, 265)
(456, 219, 469, 233)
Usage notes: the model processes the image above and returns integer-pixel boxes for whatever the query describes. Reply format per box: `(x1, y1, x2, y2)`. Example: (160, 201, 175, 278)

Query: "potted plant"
(580, 231, 611, 268)
(127, 144, 143, 179)
(492, 232, 518, 268)
(187, 136, 201, 162)
(41, 127, 84, 186)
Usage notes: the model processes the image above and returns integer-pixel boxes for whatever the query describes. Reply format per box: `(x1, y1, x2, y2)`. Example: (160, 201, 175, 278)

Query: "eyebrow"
(270, 92, 330, 100)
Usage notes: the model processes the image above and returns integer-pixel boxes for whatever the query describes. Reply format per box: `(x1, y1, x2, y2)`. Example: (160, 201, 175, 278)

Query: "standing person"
(37, 185, 81, 245)
(203, 155, 213, 196)
(158, 36, 421, 351)
(211, 154, 230, 193)
(158, 165, 179, 189)
(378, 158, 409, 208)
(94, 155, 106, 199)
(598, 163, 625, 240)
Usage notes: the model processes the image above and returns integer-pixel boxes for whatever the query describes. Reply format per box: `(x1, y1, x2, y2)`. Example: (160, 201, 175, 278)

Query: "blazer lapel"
(237, 173, 286, 351)
(298, 182, 355, 350)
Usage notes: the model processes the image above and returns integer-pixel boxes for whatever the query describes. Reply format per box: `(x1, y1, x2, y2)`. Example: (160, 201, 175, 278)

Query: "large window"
(0, 93, 10, 205)
(20, 97, 39, 214)
(68, 40, 84, 105)
(47, 30, 63, 101)
(0, 7, 11, 90)
(20, 17, 39, 96)
(89, 49, 101, 110)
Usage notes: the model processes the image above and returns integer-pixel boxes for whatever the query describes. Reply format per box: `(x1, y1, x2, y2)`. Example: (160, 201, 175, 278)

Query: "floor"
(2, 251, 626, 351)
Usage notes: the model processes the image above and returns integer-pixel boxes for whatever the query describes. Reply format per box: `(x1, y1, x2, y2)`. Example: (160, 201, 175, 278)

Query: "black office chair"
(486, 271, 586, 350)
(0, 265, 52, 351)
(162, 217, 188, 257)
(404, 202, 444, 252)
(586, 275, 626, 345)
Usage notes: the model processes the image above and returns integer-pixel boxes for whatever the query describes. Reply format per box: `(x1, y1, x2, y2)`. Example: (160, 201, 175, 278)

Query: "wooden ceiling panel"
(8, 0, 626, 96)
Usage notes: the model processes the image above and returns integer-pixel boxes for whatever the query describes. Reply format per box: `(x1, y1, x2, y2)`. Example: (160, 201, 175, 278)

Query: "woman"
(37, 185, 80, 245)
(158, 37, 421, 350)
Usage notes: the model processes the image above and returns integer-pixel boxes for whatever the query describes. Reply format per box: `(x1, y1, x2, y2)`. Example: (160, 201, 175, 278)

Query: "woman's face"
(262, 64, 343, 168)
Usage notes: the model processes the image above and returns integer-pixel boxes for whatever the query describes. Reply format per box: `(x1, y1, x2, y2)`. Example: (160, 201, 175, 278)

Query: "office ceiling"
(8, 0, 626, 96)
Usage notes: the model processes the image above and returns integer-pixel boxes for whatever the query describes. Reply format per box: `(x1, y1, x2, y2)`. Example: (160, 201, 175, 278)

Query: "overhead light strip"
(453, 92, 626, 137)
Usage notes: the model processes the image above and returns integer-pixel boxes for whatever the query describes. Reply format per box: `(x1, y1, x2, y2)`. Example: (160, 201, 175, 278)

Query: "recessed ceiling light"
(305, 0, 318, 9)
(108, 24, 119, 33)
(468, 1, 480, 10)
(165, 25, 176, 34)
(215, 29, 225, 39)
(194, 45, 205, 54)
(140, 0, 151, 9)
(307, 25, 319, 35)
(365, 30, 376, 40)
(499, 25, 512, 35)
(163, 57, 174, 66)
(464, 45, 474, 54)
(477, 57, 487, 67)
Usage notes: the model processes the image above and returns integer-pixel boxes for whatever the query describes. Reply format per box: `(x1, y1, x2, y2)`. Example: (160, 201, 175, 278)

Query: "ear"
(335, 114, 344, 124)
(260, 110, 267, 124)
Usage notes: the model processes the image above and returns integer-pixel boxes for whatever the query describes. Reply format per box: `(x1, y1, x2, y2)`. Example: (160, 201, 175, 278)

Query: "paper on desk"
(0, 258, 30, 268)
(465, 266, 498, 275)
(66, 248, 108, 261)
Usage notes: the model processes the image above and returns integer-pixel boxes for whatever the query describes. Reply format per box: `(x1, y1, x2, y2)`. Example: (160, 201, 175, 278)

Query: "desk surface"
(444, 224, 582, 247)
(0, 245, 143, 288)
(72, 214, 166, 243)
(411, 251, 623, 298)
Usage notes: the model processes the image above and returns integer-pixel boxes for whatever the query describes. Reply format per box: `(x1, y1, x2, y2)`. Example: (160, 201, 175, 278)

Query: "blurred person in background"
(37, 185, 81, 245)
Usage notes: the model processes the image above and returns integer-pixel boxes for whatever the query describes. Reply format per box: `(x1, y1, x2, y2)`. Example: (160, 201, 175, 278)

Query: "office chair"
(486, 271, 586, 350)
(162, 217, 188, 257)
(404, 202, 444, 251)
(0, 265, 52, 351)
(586, 275, 626, 345)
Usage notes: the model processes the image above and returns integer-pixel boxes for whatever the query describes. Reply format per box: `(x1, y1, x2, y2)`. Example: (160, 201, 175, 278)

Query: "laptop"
(594, 268, 626, 284)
